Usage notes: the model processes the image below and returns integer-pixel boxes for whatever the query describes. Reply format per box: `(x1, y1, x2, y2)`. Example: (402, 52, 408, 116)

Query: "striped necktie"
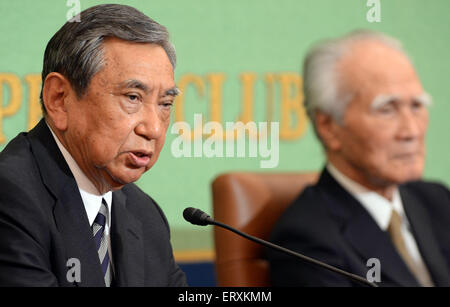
(92, 198, 112, 286)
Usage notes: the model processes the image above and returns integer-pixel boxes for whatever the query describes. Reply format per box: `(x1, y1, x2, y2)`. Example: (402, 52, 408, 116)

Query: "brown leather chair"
(211, 172, 318, 286)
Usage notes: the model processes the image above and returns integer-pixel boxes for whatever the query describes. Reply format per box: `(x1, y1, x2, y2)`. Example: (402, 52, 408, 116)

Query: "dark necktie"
(92, 198, 112, 286)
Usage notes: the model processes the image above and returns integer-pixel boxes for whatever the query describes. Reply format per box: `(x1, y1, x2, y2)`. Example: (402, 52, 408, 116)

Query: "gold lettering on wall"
(237, 72, 257, 124)
(264, 73, 276, 125)
(25, 74, 42, 130)
(0, 71, 308, 145)
(175, 74, 206, 123)
(175, 74, 206, 140)
(278, 73, 307, 140)
(206, 73, 226, 124)
(0, 74, 22, 143)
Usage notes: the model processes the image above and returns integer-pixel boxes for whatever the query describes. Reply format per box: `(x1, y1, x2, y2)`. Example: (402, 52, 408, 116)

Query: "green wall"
(1, 0, 449, 253)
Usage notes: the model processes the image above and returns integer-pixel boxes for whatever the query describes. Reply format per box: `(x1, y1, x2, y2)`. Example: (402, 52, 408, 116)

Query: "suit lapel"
(110, 189, 144, 286)
(28, 119, 104, 286)
(319, 169, 420, 286)
(342, 209, 420, 286)
(401, 187, 450, 286)
(52, 182, 105, 286)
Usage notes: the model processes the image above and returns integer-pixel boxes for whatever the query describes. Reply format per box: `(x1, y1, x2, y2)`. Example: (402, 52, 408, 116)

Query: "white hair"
(303, 29, 409, 126)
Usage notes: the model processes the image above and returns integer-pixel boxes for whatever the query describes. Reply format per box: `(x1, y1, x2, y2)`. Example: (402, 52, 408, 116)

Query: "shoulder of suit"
(402, 180, 450, 197)
(0, 132, 33, 169)
(121, 183, 158, 207)
(0, 132, 41, 190)
(0, 133, 52, 233)
(120, 183, 171, 232)
(286, 184, 327, 213)
(401, 180, 450, 219)
(272, 185, 333, 233)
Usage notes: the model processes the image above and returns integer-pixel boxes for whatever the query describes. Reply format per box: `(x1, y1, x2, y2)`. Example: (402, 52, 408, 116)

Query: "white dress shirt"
(327, 163, 433, 286)
(47, 122, 114, 271)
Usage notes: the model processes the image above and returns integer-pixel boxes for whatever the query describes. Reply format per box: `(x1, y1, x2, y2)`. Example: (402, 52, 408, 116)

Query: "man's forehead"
(339, 41, 416, 83)
(103, 37, 163, 54)
(102, 38, 174, 72)
(95, 40, 175, 92)
(342, 40, 407, 65)
(338, 43, 422, 102)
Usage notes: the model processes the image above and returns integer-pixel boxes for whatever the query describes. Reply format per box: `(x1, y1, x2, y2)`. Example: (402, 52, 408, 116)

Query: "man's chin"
(106, 168, 147, 188)
(390, 169, 423, 184)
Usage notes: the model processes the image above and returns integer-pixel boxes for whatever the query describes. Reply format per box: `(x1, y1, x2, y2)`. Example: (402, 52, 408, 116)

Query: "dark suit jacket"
(267, 168, 450, 287)
(0, 119, 187, 286)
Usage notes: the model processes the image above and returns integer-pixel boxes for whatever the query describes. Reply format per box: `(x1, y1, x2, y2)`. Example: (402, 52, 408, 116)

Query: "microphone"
(183, 207, 214, 226)
(183, 207, 377, 287)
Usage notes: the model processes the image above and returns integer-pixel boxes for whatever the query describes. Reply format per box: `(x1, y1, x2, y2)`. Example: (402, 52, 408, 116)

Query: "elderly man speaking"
(268, 30, 450, 287)
(0, 4, 186, 286)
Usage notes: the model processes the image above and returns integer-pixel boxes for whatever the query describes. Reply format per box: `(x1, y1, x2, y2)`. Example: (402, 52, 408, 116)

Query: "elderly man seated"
(267, 30, 450, 287)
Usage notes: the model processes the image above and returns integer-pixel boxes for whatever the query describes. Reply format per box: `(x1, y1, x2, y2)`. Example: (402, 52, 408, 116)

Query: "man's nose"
(397, 108, 422, 141)
(134, 105, 164, 141)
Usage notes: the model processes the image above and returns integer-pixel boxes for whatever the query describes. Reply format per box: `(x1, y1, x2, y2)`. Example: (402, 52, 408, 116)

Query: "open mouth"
(134, 152, 147, 157)
(129, 151, 151, 167)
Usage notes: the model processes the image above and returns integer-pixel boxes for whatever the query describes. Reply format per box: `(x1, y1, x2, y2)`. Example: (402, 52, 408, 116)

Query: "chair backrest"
(211, 172, 318, 286)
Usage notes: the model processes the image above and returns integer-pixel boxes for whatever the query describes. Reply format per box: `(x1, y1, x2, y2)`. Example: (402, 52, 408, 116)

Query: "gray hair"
(303, 29, 408, 125)
(39, 4, 176, 114)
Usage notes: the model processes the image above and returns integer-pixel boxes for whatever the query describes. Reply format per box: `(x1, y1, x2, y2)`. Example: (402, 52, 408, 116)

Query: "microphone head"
(183, 207, 213, 226)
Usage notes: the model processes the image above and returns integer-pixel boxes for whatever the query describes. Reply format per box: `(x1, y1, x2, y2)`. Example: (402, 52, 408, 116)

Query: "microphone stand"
(211, 219, 378, 287)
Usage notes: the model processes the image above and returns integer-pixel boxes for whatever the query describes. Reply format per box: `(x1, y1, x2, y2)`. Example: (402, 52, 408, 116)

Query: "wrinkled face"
(331, 41, 429, 187)
(64, 38, 177, 191)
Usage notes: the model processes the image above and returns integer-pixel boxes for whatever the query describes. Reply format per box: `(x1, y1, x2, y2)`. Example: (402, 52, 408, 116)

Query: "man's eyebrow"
(371, 92, 433, 110)
(162, 87, 181, 97)
(118, 79, 150, 93)
(370, 94, 399, 110)
(117, 81, 180, 97)
(413, 92, 433, 107)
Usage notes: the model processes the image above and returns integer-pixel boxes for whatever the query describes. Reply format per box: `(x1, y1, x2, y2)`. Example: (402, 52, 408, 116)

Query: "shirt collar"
(79, 190, 112, 227)
(46, 121, 112, 227)
(326, 163, 404, 231)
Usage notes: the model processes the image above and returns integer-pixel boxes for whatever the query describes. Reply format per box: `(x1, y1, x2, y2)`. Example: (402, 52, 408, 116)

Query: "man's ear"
(42, 72, 73, 131)
(314, 111, 342, 152)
